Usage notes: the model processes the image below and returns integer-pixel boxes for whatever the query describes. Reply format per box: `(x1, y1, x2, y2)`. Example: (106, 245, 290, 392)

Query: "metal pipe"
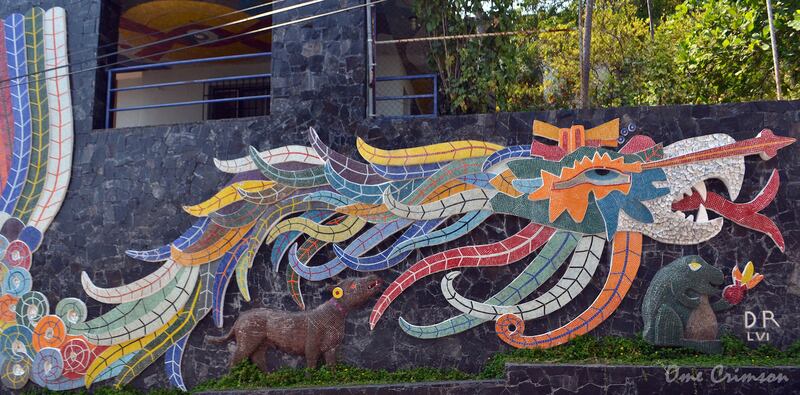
(105, 68, 113, 129)
(580, 0, 594, 109)
(375, 28, 572, 45)
(433, 74, 438, 117)
(375, 94, 434, 101)
(376, 74, 438, 81)
(110, 73, 271, 93)
(765, 0, 783, 100)
(108, 52, 272, 73)
(109, 95, 271, 112)
(646, 0, 654, 40)
(366, 0, 375, 117)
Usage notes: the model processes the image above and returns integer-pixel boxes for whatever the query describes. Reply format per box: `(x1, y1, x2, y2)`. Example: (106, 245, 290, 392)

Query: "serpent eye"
(554, 168, 631, 190)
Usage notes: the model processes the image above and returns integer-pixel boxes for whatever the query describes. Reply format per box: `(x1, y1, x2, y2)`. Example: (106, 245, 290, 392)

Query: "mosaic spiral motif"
(0, 7, 795, 391)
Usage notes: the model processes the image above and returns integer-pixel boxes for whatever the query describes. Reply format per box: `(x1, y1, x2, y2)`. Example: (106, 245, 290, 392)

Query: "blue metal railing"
(374, 74, 438, 118)
(105, 52, 271, 128)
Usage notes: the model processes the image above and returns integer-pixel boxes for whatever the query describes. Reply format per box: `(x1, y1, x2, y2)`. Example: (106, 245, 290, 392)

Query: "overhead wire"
(74, 0, 285, 61)
(0, 0, 326, 88)
(376, 28, 574, 45)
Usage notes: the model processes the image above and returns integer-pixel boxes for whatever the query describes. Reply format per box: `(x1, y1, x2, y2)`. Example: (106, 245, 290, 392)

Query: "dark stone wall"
(35, 101, 800, 390)
(4, 0, 800, 392)
(270, 0, 367, 134)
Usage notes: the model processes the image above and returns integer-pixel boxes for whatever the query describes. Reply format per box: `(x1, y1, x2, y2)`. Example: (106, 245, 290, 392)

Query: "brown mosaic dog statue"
(207, 275, 382, 371)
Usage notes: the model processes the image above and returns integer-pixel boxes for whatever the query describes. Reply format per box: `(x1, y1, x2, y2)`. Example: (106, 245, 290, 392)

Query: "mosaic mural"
(0, 6, 77, 390)
(1, 106, 795, 389)
(0, 8, 796, 393)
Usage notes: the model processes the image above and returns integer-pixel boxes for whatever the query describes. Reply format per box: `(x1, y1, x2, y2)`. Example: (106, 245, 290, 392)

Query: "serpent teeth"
(697, 204, 709, 223)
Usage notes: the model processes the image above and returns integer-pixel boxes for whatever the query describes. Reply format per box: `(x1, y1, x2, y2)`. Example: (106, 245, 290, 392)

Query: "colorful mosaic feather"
(27, 7, 73, 235)
(249, 146, 327, 188)
(213, 145, 323, 174)
(399, 231, 579, 338)
(0, 14, 32, 215)
(13, 8, 48, 223)
(0, 23, 13, 193)
(356, 137, 504, 166)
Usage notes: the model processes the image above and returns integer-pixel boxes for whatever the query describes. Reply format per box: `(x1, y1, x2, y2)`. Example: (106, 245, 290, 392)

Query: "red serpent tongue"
(671, 169, 784, 251)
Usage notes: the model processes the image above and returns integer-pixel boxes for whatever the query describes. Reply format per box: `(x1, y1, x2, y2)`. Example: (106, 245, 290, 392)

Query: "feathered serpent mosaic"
(0, 8, 796, 392)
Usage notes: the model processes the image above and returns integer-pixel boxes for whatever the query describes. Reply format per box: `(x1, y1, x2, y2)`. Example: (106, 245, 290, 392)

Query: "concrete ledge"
(196, 364, 800, 394)
(194, 379, 506, 395)
(506, 363, 800, 395)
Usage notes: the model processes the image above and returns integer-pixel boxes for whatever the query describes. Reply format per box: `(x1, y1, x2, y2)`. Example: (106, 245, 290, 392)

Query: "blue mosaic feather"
(481, 145, 531, 172)
(370, 162, 445, 180)
(0, 14, 31, 214)
(323, 162, 423, 204)
(125, 217, 210, 262)
(302, 190, 353, 207)
(458, 173, 496, 190)
(165, 334, 190, 391)
(270, 210, 333, 271)
(388, 210, 492, 259)
(287, 219, 412, 281)
(212, 229, 253, 327)
(334, 218, 445, 271)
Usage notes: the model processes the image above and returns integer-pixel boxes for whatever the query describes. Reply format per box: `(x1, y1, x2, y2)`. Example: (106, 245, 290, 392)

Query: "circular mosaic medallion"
(3, 240, 31, 270)
(32, 315, 67, 351)
(32, 346, 64, 384)
(55, 298, 87, 328)
(2, 268, 32, 297)
(60, 338, 93, 379)
(0, 325, 33, 362)
(0, 294, 18, 323)
(15, 291, 49, 328)
(0, 356, 31, 389)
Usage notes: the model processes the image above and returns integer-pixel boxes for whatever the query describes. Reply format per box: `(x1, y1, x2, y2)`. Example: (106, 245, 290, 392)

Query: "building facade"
(0, 0, 798, 391)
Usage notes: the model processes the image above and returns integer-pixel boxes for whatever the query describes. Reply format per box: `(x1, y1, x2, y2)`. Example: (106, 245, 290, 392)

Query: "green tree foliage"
(414, 0, 800, 113)
(412, 0, 547, 114)
(645, 0, 800, 104)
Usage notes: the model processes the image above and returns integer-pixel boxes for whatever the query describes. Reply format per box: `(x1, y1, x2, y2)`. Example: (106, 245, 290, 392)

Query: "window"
(205, 77, 271, 120)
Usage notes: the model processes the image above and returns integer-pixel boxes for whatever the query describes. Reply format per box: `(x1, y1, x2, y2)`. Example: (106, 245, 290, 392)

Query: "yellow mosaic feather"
(266, 215, 366, 244)
(356, 137, 503, 166)
(182, 180, 274, 217)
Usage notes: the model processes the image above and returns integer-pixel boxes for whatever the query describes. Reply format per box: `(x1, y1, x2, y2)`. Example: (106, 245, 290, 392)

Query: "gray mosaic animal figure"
(207, 275, 382, 371)
(642, 256, 747, 354)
